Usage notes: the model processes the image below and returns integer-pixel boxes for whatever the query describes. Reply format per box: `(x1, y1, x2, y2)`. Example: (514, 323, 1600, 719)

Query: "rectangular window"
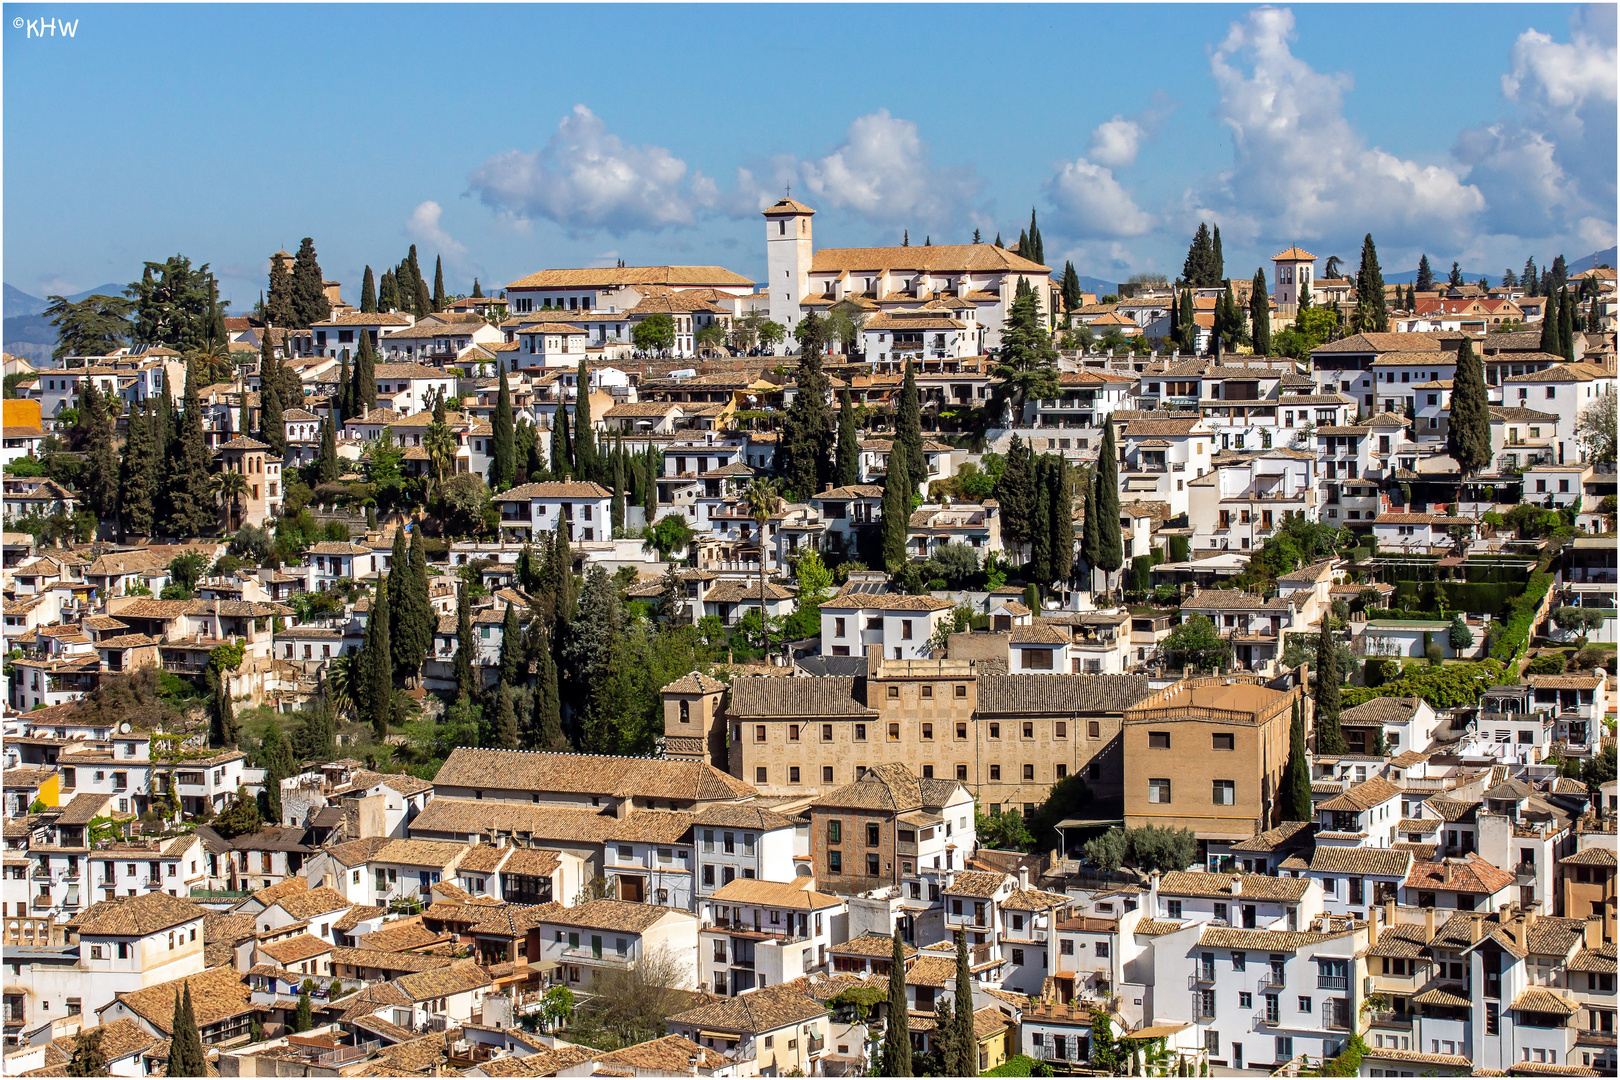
(1089, 721, 1100, 738)
(854, 724, 866, 741)
(888, 723, 900, 741)
(755, 725, 766, 742)
(788, 724, 800, 742)
(822, 724, 833, 741)
(955, 723, 967, 740)
(1023, 764, 1035, 781)
(828, 821, 841, 844)
(989, 765, 1001, 781)
(921, 723, 933, 741)
(867, 823, 880, 847)
(1022, 722, 1034, 738)
(989, 723, 1000, 739)
(1148, 779, 1172, 803)
(789, 767, 800, 784)
(1148, 731, 1171, 749)
(1213, 780, 1236, 805)
(1213, 733, 1235, 750)
(755, 767, 767, 783)
(822, 766, 833, 783)
(1055, 722, 1066, 738)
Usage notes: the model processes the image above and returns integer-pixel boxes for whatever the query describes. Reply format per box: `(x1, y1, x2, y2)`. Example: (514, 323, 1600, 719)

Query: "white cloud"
(1046, 157, 1154, 238)
(796, 110, 984, 227)
(405, 200, 468, 260)
(467, 105, 703, 235)
(1503, 6, 1616, 119)
(1087, 116, 1145, 169)
(1201, 6, 1484, 252)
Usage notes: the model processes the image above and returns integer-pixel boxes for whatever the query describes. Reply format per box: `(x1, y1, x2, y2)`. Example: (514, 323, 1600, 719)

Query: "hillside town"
(1, 209, 1617, 1080)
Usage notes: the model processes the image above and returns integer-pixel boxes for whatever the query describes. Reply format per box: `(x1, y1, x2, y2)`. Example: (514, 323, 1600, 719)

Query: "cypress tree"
(1353, 233, 1388, 333)
(261, 352, 286, 457)
(610, 456, 625, 535)
(1048, 457, 1074, 587)
(354, 327, 377, 415)
(535, 634, 567, 750)
(386, 529, 413, 678)
(1211, 225, 1224, 285)
(289, 237, 331, 328)
(1094, 422, 1123, 576)
(1027, 207, 1044, 266)
(169, 986, 205, 1077)
(882, 932, 913, 1077)
(378, 268, 399, 312)
(402, 530, 433, 683)
(1030, 457, 1052, 583)
(499, 602, 523, 686)
(258, 720, 291, 824)
(1447, 339, 1491, 477)
(335, 355, 351, 425)
(1250, 268, 1271, 356)
(551, 404, 573, 479)
(1314, 619, 1345, 754)
(1558, 286, 1576, 361)
(79, 382, 117, 522)
(880, 448, 912, 572)
(492, 368, 515, 490)
(432, 255, 446, 311)
(572, 357, 597, 481)
(1168, 290, 1180, 342)
(118, 402, 159, 538)
(360, 266, 377, 313)
(164, 365, 214, 537)
(292, 991, 313, 1034)
(1416, 254, 1435, 292)
(266, 251, 296, 329)
(1062, 261, 1082, 312)
(493, 682, 519, 749)
(835, 386, 860, 488)
(1080, 466, 1100, 584)
(777, 329, 833, 498)
(1179, 288, 1198, 354)
(951, 929, 976, 1076)
(896, 360, 925, 489)
(1522, 257, 1539, 297)
(363, 582, 393, 741)
(994, 435, 1035, 563)
(453, 589, 476, 699)
(212, 673, 239, 749)
(643, 445, 657, 523)
(1551, 254, 1569, 294)
(472, 278, 483, 298)
(1183, 224, 1216, 289)
(1540, 290, 1561, 354)
(411, 246, 432, 318)
(1281, 697, 1313, 823)
(315, 414, 338, 485)
(236, 383, 251, 441)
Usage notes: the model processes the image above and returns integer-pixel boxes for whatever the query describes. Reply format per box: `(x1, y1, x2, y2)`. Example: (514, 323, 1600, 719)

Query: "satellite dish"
(120, 722, 132, 734)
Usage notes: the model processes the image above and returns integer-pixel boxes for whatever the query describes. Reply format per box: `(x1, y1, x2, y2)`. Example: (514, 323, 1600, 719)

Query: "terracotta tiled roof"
(540, 899, 690, 934)
(706, 878, 843, 910)
(1197, 927, 1345, 951)
(434, 747, 756, 802)
(66, 892, 204, 936)
(1307, 846, 1413, 877)
(106, 966, 252, 1035)
(726, 676, 875, 719)
(1156, 872, 1312, 901)
(976, 674, 1150, 714)
(1404, 853, 1515, 895)
(669, 980, 827, 1034)
(1318, 777, 1402, 812)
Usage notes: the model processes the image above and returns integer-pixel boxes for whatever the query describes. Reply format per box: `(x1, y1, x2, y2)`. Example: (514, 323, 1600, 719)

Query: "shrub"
(1490, 572, 1554, 661)
(1448, 613, 1474, 650)
(1425, 642, 1444, 666)
(1526, 653, 1568, 675)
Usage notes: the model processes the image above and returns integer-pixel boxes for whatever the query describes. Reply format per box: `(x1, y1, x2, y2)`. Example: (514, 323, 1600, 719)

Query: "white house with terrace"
(308, 312, 414, 358)
(492, 481, 614, 543)
(819, 591, 956, 660)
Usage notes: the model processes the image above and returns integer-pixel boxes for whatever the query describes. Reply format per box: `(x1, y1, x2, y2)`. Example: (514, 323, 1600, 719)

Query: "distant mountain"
(4, 281, 125, 319)
(1568, 247, 1617, 275)
(1383, 268, 1495, 286)
(1075, 274, 1121, 297)
(3, 281, 128, 365)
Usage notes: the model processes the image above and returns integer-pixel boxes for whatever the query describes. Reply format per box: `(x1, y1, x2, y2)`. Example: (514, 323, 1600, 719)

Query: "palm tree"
(742, 478, 781, 655)
(424, 421, 457, 491)
(213, 469, 249, 533)
(322, 653, 357, 719)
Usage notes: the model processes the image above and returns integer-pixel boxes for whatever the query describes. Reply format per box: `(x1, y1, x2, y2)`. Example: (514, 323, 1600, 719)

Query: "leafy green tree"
(977, 807, 1034, 850)
(882, 932, 913, 1077)
(214, 785, 262, 838)
(993, 279, 1060, 421)
(643, 514, 694, 562)
(896, 361, 925, 488)
(834, 386, 860, 488)
(360, 266, 376, 313)
(292, 991, 313, 1033)
(1314, 620, 1345, 754)
(1446, 339, 1491, 478)
(128, 255, 222, 351)
(45, 292, 132, 360)
(630, 313, 676, 353)
(1161, 614, 1229, 671)
(1126, 824, 1198, 873)
(1093, 423, 1123, 578)
(1280, 698, 1313, 822)
(1448, 614, 1475, 650)
(879, 449, 912, 571)
(1083, 828, 1127, 871)
(1576, 390, 1617, 468)
(289, 238, 332, 328)
(492, 368, 515, 490)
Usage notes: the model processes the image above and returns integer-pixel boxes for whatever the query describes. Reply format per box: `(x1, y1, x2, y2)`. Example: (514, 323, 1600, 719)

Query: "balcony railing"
(1317, 976, 1348, 991)
(1366, 1010, 1412, 1029)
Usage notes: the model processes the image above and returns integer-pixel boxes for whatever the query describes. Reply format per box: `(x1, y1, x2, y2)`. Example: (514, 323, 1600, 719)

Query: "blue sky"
(4, 3, 1614, 311)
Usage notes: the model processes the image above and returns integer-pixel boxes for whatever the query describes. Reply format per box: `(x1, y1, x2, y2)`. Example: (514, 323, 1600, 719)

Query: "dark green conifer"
(289, 237, 331, 328)
(1314, 619, 1345, 754)
(492, 368, 515, 490)
(1093, 422, 1123, 577)
(1250, 268, 1271, 355)
(835, 386, 860, 488)
(1447, 339, 1491, 478)
(360, 266, 376, 313)
(879, 449, 911, 571)
(572, 357, 596, 481)
(432, 256, 446, 311)
(896, 360, 925, 489)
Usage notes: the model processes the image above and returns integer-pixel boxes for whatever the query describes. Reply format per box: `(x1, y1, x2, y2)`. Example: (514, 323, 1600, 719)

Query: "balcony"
(1257, 972, 1285, 991)
(809, 1035, 826, 1055)
(1317, 976, 1348, 991)
(1255, 1013, 1283, 1029)
(30, 894, 51, 908)
(1366, 1010, 1412, 1029)
(1189, 971, 1217, 989)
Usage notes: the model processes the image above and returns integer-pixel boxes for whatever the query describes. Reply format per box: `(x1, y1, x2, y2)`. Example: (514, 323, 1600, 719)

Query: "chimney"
(1523, 902, 1538, 937)
(824, 483, 832, 493)
(1018, 866, 1030, 891)
(1424, 906, 1436, 941)
(1367, 904, 1381, 947)
(1147, 871, 1161, 920)
(1384, 899, 1396, 931)
(1230, 875, 1243, 897)
(1585, 915, 1604, 949)
(1469, 914, 1484, 944)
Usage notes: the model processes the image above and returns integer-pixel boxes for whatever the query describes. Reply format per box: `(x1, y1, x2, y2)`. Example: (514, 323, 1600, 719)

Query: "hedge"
(1490, 571, 1554, 661)
(1389, 579, 1525, 615)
